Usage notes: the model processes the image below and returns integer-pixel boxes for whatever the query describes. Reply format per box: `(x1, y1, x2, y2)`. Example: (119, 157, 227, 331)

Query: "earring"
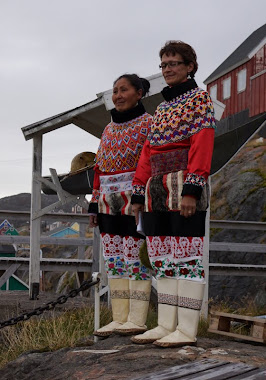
(187, 72, 191, 79)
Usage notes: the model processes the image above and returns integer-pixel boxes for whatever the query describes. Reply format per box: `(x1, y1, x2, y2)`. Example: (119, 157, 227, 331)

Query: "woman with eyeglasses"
(89, 74, 153, 337)
(131, 41, 216, 347)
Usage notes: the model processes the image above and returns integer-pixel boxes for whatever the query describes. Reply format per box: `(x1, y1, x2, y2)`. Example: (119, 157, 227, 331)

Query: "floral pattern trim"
(100, 171, 135, 194)
(102, 233, 151, 280)
(151, 258, 205, 280)
(130, 290, 150, 301)
(158, 293, 178, 306)
(178, 296, 203, 310)
(146, 236, 204, 261)
(184, 173, 206, 188)
(110, 290, 130, 299)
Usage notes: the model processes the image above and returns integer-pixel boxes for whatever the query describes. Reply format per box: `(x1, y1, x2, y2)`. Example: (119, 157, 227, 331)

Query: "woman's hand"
(89, 214, 98, 228)
(132, 203, 144, 224)
(180, 195, 196, 218)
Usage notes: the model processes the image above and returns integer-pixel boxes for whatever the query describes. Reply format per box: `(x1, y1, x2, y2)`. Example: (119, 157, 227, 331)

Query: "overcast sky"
(0, 0, 265, 199)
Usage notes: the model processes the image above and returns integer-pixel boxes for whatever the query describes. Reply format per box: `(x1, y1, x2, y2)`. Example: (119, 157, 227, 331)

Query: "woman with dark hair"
(131, 41, 216, 347)
(89, 74, 153, 337)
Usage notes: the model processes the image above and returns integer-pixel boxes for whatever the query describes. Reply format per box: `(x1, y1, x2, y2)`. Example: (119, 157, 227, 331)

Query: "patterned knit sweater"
(89, 103, 152, 214)
(132, 79, 216, 205)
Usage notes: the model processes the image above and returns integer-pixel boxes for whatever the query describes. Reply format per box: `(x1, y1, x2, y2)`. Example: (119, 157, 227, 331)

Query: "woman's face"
(112, 78, 142, 112)
(161, 53, 194, 87)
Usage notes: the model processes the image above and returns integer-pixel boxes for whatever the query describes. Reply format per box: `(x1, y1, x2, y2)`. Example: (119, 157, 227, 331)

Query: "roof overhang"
(21, 73, 166, 141)
(22, 72, 226, 142)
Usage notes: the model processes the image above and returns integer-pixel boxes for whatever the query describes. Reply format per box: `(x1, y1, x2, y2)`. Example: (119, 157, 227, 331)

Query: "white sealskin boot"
(154, 279, 205, 347)
(131, 278, 178, 344)
(115, 279, 151, 335)
(93, 278, 129, 337)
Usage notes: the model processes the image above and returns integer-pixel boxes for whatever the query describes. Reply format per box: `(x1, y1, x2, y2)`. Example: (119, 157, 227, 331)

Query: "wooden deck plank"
(231, 368, 266, 379)
(132, 360, 228, 380)
(211, 311, 266, 323)
(208, 328, 265, 343)
(132, 360, 263, 380)
(181, 362, 258, 380)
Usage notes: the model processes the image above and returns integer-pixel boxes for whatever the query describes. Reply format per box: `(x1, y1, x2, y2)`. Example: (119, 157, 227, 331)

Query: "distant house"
(0, 219, 12, 234)
(48, 225, 79, 238)
(0, 219, 19, 235)
(72, 204, 87, 214)
(71, 222, 80, 232)
(4, 227, 19, 236)
(0, 244, 16, 257)
(204, 23, 266, 132)
(0, 244, 28, 291)
(1, 274, 29, 291)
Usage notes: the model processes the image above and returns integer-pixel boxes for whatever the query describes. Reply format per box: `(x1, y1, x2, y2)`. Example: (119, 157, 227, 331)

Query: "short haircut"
(159, 41, 198, 77)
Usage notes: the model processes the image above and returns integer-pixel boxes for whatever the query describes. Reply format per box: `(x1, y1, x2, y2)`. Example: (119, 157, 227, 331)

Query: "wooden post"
(78, 222, 86, 259)
(29, 135, 42, 299)
(77, 221, 86, 285)
(99, 236, 107, 287)
(92, 227, 107, 283)
(202, 179, 211, 319)
(91, 226, 100, 274)
(0, 264, 21, 288)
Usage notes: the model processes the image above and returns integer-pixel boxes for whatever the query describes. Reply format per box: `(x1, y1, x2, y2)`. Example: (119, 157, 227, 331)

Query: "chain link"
(0, 278, 100, 329)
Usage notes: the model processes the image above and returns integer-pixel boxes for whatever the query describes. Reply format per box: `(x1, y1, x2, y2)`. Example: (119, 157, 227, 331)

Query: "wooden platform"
(209, 311, 266, 343)
(132, 359, 266, 380)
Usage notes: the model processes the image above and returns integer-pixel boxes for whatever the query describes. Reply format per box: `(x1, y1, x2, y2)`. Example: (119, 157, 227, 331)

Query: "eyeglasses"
(159, 61, 185, 70)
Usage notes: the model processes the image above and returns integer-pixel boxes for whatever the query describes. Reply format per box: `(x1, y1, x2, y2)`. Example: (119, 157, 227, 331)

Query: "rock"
(210, 140, 266, 304)
(0, 336, 265, 380)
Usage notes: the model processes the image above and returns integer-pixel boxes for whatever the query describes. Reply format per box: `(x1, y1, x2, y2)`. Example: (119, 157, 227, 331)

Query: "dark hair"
(113, 74, 150, 97)
(159, 41, 198, 78)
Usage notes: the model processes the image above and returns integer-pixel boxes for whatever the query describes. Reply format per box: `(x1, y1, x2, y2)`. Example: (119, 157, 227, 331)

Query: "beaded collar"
(110, 102, 146, 124)
(161, 79, 198, 102)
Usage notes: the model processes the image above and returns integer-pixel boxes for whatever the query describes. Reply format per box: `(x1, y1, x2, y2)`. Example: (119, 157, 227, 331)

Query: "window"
(237, 69, 247, 93)
(210, 84, 217, 100)
(223, 77, 231, 99)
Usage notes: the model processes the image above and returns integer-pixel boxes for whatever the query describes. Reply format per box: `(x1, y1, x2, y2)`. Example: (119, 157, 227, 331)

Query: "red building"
(204, 24, 266, 132)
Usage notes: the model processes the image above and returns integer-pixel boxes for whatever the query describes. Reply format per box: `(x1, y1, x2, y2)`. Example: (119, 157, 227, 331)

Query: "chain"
(0, 278, 100, 330)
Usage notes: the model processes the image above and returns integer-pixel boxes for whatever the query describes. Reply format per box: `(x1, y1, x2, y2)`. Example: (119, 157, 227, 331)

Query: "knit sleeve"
(131, 139, 151, 204)
(181, 128, 215, 199)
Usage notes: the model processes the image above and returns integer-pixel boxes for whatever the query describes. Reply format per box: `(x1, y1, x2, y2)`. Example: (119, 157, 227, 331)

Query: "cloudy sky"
(0, 0, 265, 199)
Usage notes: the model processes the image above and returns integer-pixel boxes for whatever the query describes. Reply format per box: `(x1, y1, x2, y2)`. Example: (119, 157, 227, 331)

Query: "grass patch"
(0, 305, 111, 369)
(209, 295, 266, 316)
(1, 296, 265, 368)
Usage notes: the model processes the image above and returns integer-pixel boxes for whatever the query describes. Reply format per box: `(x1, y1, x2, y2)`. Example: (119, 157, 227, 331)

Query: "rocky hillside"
(0, 193, 76, 228)
(211, 138, 265, 224)
(209, 136, 266, 305)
